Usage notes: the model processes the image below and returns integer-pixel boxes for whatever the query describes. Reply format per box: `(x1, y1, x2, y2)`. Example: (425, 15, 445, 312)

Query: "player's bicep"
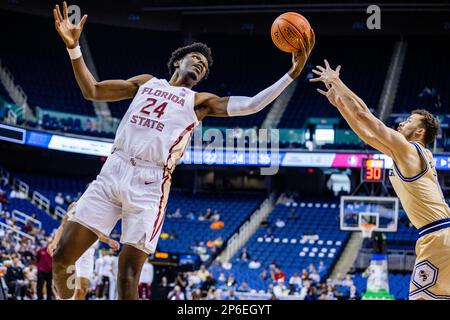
(92, 74, 152, 102)
(195, 92, 230, 119)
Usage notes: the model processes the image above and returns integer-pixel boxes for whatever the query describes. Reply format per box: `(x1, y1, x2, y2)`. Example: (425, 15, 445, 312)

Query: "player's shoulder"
(128, 74, 154, 86)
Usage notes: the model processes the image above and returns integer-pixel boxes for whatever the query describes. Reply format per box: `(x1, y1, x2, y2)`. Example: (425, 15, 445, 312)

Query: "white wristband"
(67, 46, 82, 60)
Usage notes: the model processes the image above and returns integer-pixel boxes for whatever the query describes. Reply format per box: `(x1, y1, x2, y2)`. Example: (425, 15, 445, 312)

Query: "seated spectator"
(200, 275, 215, 295)
(199, 208, 212, 221)
(349, 285, 359, 300)
(273, 279, 287, 298)
(221, 261, 232, 270)
(237, 281, 250, 292)
(211, 209, 221, 222)
(5, 258, 27, 300)
(196, 264, 210, 282)
(217, 273, 226, 287)
(260, 269, 268, 281)
(264, 227, 274, 240)
(310, 270, 321, 284)
(238, 248, 251, 262)
(307, 263, 315, 274)
(167, 285, 185, 300)
(225, 274, 237, 288)
(301, 269, 309, 281)
(248, 258, 261, 269)
(54, 192, 64, 206)
(171, 208, 182, 219)
(273, 267, 286, 282)
(0, 191, 8, 204)
(187, 272, 201, 289)
(275, 218, 285, 228)
(301, 232, 310, 242)
(342, 274, 354, 287)
(9, 188, 27, 199)
(288, 208, 299, 220)
(64, 195, 72, 206)
(311, 231, 319, 241)
(186, 211, 196, 221)
(190, 288, 203, 300)
(289, 272, 302, 288)
(317, 261, 326, 276)
(226, 289, 239, 300)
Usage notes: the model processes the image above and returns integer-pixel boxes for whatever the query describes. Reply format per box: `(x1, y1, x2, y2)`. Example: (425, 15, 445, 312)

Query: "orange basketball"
(271, 12, 313, 53)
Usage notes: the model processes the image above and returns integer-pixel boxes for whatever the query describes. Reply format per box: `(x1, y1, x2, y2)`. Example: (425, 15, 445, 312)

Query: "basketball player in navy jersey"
(52, 2, 315, 299)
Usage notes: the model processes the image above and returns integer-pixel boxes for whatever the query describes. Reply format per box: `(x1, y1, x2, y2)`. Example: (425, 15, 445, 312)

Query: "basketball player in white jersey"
(48, 202, 119, 300)
(311, 60, 450, 299)
(51, 2, 314, 300)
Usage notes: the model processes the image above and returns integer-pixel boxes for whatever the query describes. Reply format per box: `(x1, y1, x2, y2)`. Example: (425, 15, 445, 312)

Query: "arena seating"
(210, 199, 349, 291)
(279, 36, 396, 128)
(0, 11, 95, 116)
(158, 192, 264, 254)
(394, 36, 449, 114)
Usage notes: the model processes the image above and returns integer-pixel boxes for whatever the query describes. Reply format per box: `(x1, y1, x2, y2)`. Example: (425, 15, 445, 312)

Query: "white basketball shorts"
(69, 150, 172, 255)
(75, 246, 95, 279)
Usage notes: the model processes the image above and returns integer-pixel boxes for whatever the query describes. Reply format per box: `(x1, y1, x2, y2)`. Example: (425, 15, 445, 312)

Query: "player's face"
(179, 52, 208, 83)
(397, 113, 424, 141)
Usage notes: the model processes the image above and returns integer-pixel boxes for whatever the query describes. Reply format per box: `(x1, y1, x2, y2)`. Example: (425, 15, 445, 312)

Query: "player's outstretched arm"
(53, 2, 152, 102)
(309, 60, 414, 160)
(194, 30, 315, 120)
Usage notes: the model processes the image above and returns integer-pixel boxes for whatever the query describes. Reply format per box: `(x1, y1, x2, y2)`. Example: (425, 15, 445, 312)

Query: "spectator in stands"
(23, 262, 37, 299)
(342, 274, 354, 287)
(273, 267, 286, 282)
(211, 209, 221, 222)
(311, 231, 319, 241)
(206, 287, 220, 300)
(0, 191, 7, 205)
(190, 288, 203, 300)
(200, 275, 215, 295)
(175, 272, 188, 296)
(9, 187, 27, 199)
(288, 208, 299, 221)
(197, 264, 210, 282)
(54, 193, 64, 206)
(349, 285, 359, 300)
(238, 247, 251, 262)
(168, 285, 185, 300)
(216, 272, 226, 287)
(264, 227, 274, 240)
(226, 289, 239, 300)
(237, 281, 250, 292)
(35, 242, 53, 300)
(260, 269, 268, 281)
(186, 211, 196, 221)
(275, 218, 285, 228)
(187, 271, 201, 289)
(64, 195, 72, 206)
(138, 258, 154, 300)
(289, 272, 302, 288)
(226, 274, 237, 288)
(310, 270, 321, 284)
(318, 261, 326, 276)
(199, 208, 212, 221)
(5, 258, 27, 300)
(169, 208, 182, 219)
(248, 258, 261, 269)
(273, 279, 287, 298)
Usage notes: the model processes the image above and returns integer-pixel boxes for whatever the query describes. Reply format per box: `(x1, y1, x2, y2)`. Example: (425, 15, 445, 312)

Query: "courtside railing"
(54, 206, 66, 220)
(0, 221, 35, 242)
(12, 178, 29, 197)
(32, 191, 50, 214)
(12, 209, 42, 230)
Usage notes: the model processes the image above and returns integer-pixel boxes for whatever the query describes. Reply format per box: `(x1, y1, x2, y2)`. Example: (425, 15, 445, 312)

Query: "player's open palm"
(53, 1, 87, 49)
(309, 59, 342, 107)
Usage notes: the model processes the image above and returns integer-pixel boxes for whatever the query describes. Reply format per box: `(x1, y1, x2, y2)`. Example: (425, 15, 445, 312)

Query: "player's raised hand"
(53, 1, 87, 49)
(108, 239, 120, 252)
(289, 28, 315, 79)
(309, 59, 342, 107)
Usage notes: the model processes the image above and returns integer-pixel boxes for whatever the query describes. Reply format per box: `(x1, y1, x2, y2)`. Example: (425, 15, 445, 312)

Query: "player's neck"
(411, 139, 426, 148)
(168, 73, 196, 89)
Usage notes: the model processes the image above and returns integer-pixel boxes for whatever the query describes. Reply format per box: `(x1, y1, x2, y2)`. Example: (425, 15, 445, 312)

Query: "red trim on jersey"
(149, 122, 196, 241)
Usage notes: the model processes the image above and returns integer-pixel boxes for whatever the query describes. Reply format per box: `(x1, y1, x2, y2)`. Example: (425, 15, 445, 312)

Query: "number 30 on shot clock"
(361, 158, 385, 182)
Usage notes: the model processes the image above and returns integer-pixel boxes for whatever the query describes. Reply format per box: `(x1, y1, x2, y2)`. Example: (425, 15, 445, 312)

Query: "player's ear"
(174, 59, 181, 68)
(415, 127, 425, 138)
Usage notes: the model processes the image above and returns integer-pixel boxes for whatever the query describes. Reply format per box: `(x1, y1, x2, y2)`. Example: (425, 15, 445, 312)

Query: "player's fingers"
(316, 65, 325, 72)
(312, 69, 322, 76)
(78, 14, 88, 29)
(324, 59, 330, 69)
(336, 65, 341, 73)
(55, 4, 64, 22)
(63, 1, 69, 20)
(309, 77, 322, 82)
(317, 88, 328, 96)
(53, 9, 61, 23)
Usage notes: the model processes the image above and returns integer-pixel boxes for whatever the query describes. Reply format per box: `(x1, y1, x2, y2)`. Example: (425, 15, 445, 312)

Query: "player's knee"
(52, 247, 74, 271)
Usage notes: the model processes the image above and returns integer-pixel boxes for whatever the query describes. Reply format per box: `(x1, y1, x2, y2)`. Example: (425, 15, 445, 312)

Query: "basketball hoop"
(361, 223, 376, 239)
